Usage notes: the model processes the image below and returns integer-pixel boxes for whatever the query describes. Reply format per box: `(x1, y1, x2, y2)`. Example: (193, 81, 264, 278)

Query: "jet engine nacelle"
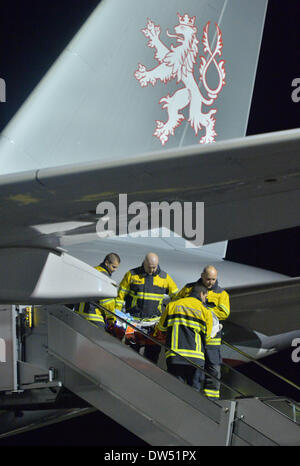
(0, 247, 117, 304)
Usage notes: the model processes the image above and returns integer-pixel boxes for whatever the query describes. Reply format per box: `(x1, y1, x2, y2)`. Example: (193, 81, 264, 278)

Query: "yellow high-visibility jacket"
(174, 280, 230, 348)
(115, 265, 178, 321)
(156, 295, 213, 365)
(75, 264, 116, 326)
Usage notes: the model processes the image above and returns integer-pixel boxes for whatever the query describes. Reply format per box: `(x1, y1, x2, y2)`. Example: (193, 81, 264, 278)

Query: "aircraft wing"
(0, 127, 299, 248)
(0, 0, 273, 251)
(3, 0, 298, 305)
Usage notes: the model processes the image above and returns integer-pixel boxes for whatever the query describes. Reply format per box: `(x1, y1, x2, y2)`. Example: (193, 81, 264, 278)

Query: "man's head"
(201, 265, 218, 289)
(104, 253, 121, 275)
(191, 283, 208, 304)
(143, 252, 159, 275)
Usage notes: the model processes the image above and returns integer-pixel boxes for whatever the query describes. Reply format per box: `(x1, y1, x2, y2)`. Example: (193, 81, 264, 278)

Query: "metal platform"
(0, 304, 299, 445)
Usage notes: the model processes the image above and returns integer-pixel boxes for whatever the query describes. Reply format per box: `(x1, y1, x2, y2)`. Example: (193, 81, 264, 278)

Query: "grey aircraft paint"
(0, 0, 267, 174)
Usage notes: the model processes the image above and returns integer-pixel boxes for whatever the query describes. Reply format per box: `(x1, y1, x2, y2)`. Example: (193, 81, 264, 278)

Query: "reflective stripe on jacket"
(115, 265, 178, 320)
(75, 264, 116, 325)
(156, 295, 213, 365)
(174, 279, 230, 347)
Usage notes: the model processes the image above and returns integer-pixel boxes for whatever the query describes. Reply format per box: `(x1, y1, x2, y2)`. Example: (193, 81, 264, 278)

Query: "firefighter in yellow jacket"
(155, 283, 213, 390)
(115, 252, 178, 363)
(175, 265, 230, 398)
(75, 253, 120, 328)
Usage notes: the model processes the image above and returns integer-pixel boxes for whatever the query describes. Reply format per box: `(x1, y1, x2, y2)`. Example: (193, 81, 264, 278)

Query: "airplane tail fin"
(0, 0, 268, 174)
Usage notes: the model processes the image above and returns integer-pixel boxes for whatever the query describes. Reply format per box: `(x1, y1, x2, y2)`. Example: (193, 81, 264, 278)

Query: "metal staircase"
(0, 304, 299, 445)
(46, 305, 300, 446)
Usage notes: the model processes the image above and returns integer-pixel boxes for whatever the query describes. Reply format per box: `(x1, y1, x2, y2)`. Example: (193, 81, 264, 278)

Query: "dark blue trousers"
(166, 361, 204, 391)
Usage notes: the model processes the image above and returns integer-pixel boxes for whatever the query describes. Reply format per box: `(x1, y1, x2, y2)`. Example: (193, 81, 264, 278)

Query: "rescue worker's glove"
(152, 325, 167, 344)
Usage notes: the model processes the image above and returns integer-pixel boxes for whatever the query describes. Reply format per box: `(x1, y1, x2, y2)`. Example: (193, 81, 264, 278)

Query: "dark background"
(0, 0, 299, 446)
(226, 1, 300, 277)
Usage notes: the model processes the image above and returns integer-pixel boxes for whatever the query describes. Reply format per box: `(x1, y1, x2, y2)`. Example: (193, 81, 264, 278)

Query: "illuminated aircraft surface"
(0, 0, 299, 446)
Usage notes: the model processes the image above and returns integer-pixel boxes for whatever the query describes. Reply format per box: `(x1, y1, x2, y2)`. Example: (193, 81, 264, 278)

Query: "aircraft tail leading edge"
(0, 0, 268, 175)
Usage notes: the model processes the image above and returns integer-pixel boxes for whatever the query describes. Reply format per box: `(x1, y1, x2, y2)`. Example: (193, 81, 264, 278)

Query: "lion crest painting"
(134, 13, 226, 145)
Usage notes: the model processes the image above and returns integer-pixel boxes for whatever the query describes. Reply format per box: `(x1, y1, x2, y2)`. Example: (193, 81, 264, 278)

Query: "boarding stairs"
(0, 304, 299, 445)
